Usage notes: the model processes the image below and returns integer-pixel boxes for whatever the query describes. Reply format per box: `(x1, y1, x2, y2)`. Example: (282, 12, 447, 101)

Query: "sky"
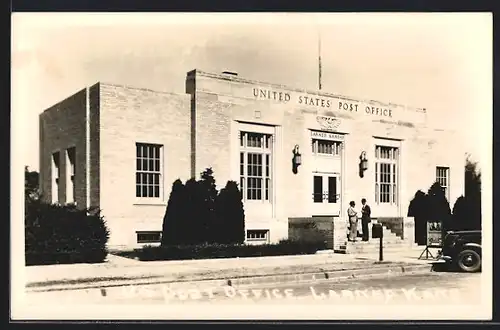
(11, 13, 492, 171)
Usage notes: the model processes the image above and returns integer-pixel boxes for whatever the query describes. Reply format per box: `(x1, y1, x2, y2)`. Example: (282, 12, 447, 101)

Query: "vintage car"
(439, 230, 482, 273)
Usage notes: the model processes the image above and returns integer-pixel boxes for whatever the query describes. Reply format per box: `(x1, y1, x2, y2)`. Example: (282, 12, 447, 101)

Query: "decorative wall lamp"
(292, 144, 302, 174)
(359, 151, 368, 178)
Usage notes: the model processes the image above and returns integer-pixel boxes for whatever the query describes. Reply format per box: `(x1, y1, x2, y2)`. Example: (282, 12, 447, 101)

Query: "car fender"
(462, 242, 482, 251)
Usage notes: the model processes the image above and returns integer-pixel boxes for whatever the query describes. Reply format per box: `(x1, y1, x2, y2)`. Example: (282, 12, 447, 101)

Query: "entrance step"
(341, 220, 418, 254)
(344, 243, 421, 254)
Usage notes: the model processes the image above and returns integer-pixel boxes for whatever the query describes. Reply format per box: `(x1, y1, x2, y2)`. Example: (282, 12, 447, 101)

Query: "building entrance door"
(312, 172, 341, 216)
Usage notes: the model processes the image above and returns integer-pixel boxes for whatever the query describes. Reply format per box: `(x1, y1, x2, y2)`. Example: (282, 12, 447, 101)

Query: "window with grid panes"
(136, 143, 162, 198)
(375, 145, 399, 205)
(239, 132, 273, 202)
(436, 167, 450, 201)
(312, 139, 342, 156)
(246, 229, 269, 241)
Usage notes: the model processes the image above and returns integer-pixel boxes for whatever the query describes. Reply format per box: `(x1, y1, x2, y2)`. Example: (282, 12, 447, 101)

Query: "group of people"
(347, 198, 372, 242)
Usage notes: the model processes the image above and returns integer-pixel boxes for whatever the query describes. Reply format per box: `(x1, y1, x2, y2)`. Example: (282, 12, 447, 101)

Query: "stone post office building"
(39, 69, 465, 249)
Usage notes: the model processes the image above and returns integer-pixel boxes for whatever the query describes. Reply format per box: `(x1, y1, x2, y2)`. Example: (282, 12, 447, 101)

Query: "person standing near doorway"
(361, 198, 372, 241)
(347, 201, 358, 242)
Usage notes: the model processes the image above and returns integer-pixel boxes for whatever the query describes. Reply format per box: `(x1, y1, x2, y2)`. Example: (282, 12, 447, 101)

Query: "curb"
(25, 259, 382, 291)
(26, 262, 434, 301)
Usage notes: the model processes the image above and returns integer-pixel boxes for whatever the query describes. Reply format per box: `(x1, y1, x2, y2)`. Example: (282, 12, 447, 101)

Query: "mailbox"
(372, 223, 383, 239)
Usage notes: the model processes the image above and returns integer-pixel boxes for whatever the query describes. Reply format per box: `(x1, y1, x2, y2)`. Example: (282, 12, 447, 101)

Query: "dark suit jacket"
(361, 205, 371, 223)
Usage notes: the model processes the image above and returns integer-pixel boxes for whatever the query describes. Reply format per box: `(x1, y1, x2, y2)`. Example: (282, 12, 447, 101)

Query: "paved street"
(84, 271, 482, 306)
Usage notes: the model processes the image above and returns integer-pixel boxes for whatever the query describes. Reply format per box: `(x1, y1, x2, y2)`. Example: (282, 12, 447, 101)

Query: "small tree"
(465, 156, 481, 230)
(407, 190, 429, 245)
(160, 169, 246, 246)
(161, 179, 186, 246)
(451, 195, 468, 231)
(25, 166, 40, 201)
(199, 168, 219, 243)
(427, 182, 452, 232)
(215, 180, 245, 244)
(182, 178, 202, 244)
(451, 156, 482, 231)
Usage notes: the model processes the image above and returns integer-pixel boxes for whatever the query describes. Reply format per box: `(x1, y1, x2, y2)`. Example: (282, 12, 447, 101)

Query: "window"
(66, 147, 76, 204)
(246, 229, 269, 242)
(375, 145, 399, 205)
(312, 139, 342, 156)
(136, 231, 162, 244)
(51, 152, 60, 204)
(436, 166, 450, 200)
(239, 132, 273, 202)
(136, 143, 162, 198)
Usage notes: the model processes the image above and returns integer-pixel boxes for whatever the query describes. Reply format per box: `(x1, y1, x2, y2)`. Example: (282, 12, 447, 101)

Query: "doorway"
(312, 172, 341, 216)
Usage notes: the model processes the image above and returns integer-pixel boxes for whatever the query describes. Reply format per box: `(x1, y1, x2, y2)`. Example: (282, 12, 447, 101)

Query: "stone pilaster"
(333, 217, 348, 253)
(402, 216, 415, 245)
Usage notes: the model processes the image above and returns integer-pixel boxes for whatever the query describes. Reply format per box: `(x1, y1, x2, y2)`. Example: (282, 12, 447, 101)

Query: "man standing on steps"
(361, 198, 371, 242)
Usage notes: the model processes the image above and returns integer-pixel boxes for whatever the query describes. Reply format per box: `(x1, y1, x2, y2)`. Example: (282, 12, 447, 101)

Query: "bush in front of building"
(408, 182, 452, 245)
(215, 180, 245, 244)
(137, 239, 327, 261)
(427, 182, 452, 231)
(451, 157, 482, 231)
(407, 190, 429, 245)
(160, 168, 245, 246)
(25, 198, 110, 266)
(451, 195, 481, 231)
(160, 179, 186, 245)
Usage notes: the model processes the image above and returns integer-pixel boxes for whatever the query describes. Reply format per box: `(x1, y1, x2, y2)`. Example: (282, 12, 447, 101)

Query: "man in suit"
(361, 198, 372, 241)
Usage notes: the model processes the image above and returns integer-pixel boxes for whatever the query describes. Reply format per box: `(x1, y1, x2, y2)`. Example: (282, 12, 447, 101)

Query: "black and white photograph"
(11, 12, 492, 320)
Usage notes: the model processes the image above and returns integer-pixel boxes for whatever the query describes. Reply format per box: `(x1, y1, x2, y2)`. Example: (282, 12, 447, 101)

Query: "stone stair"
(342, 219, 420, 255)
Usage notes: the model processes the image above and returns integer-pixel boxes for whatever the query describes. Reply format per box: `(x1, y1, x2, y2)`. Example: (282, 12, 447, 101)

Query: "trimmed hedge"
(25, 199, 110, 266)
(135, 239, 327, 261)
(161, 168, 245, 246)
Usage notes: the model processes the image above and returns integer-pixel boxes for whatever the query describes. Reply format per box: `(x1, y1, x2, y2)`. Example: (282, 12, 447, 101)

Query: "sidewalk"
(25, 249, 440, 291)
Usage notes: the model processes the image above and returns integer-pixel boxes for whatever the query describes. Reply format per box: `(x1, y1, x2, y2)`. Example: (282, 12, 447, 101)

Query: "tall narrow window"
(436, 166, 450, 201)
(66, 147, 76, 204)
(51, 152, 60, 204)
(375, 145, 399, 205)
(239, 131, 273, 202)
(136, 143, 162, 198)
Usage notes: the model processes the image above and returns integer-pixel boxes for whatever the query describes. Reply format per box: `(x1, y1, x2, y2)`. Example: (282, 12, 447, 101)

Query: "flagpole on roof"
(318, 28, 322, 91)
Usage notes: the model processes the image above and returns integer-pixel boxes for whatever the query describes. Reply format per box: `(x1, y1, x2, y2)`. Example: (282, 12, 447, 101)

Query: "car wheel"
(457, 249, 481, 273)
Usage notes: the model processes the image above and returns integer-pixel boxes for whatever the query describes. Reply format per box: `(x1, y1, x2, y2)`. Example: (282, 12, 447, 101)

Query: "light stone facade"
(39, 69, 465, 249)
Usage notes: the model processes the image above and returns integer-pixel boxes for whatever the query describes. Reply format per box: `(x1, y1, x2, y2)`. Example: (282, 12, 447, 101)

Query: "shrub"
(407, 190, 429, 245)
(198, 168, 219, 244)
(25, 199, 110, 265)
(160, 179, 186, 246)
(215, 181, 245, 244)
(136, 239, 327, 261)
(183, 178, 205, 244)
(427, 182, 452, 231)
(160, 168, 245, 246)
(452, 195, 481, 231)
